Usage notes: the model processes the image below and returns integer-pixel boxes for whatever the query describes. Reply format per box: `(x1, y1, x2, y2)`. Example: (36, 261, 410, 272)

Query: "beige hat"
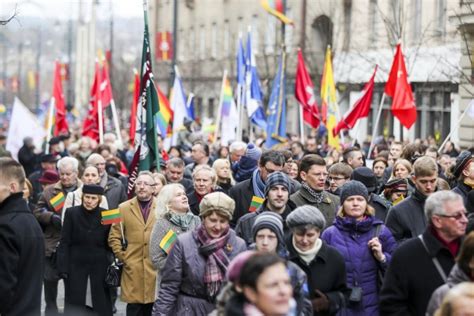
(199, 192, 235, 220)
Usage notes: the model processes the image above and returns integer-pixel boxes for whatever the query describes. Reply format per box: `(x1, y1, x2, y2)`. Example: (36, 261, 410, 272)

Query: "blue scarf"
(252, 169, 266, 198)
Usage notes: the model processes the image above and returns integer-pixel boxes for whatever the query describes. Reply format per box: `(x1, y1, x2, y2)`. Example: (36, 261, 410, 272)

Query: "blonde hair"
(154, 183, 187, 219)
(391, 159, 412, 178)
(212, 158, 235, 185)
(336, 204, 375, 218)
(435, 282, 474, 316)
(152, 172, 167, 186)
(192, 165, 217, 185)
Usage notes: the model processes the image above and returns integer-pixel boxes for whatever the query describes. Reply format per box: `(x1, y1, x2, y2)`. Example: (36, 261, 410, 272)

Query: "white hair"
(57, 156, 79, 172)
(229, 141, 246, 153)
(154, 183, 187, 219)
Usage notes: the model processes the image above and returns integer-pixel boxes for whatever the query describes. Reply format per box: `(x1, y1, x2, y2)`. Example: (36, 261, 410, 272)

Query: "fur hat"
(199, 192, 235, 220)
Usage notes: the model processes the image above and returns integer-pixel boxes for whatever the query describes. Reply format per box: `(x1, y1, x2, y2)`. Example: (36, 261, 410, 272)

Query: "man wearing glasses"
(290, 154, 340, 230)
(386, 156, 439, 244)
(380, 190, 468, 316)
(327, 162, 352, 196)
(108, 171, 158, 316)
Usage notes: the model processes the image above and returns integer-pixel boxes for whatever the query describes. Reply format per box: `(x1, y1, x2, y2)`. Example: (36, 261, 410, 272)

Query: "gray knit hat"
(340, 180, 369, 204)
(245, 143, 262, 162)
(252, 212, 284, 245)
(264, 171, 290, 197)
(286, 205, 326, 231)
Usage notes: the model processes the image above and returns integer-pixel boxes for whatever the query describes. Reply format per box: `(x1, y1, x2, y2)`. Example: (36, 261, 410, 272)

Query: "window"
(435, 0, 447, 37)
(223, 19, 230, 58)
(411, 0, 422, 43)
(189, 26, 196, 60)
(252, 15, 259, 55)
(312, 15, 333, 52)
(178, 28, 184, 61)
(265, 14, 276, 54)
(199, 24, 206, 60)
(369, 0, 378, 49)
(343, 0, 352, 51)
(284, 7, 293, 52)
(211, 22, 218, 59)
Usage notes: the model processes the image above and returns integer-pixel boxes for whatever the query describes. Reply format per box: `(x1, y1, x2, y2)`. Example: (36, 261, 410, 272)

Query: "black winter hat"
(340, 180, 369, 204)
(453, 151, 473, 178)
(351, 167, 377, 193)
(82, 184, 105, 195)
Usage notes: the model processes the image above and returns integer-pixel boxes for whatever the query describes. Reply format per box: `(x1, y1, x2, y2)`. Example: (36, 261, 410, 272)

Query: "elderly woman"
(285, 205, 349, 315)
(212, 159, 235, 194)
(62, 165, 108, 223)
(154, 192, 247, 315)
(187, 165, 222, 215)
(149, 183, 200, 298)
(57, 184, 113, 316)
(434, 283, 474, 316)
(321, 181, 397, 316)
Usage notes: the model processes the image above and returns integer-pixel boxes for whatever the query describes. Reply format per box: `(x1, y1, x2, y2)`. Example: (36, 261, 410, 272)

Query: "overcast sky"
(1, 0, 143, 21)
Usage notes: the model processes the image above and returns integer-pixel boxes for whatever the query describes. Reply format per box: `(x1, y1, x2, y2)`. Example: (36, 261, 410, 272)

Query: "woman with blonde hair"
(391, 159, 413, 180)
(149, 183, 200, 298)
(212, 159, 234, 195)
(434, 282, 474, 316)
(322, 181, 397, 316)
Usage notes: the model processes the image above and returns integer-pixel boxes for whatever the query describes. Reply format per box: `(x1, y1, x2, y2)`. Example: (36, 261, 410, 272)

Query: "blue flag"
(236, 37, 245, 86)
(245, 31, 267, 129)
(265, 54, 286, 149)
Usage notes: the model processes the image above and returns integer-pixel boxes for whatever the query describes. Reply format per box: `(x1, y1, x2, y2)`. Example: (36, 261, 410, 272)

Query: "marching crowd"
(1, 130, 474, 316)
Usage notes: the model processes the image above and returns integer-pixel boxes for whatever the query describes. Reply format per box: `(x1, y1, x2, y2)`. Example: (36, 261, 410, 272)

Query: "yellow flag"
(321, 46, 340, 150)
(27, 71, 36, 90)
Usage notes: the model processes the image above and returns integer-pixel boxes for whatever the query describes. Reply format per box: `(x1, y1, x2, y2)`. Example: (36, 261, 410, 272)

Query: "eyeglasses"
(437, 212, 468, 220)
(328, 176, 347, 182)
(264, 166, 281, 174)
(135, 181, 156, 187)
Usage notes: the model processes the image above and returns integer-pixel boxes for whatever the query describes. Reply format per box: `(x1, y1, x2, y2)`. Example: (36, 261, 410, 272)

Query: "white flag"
(221, 97, 238, 146)
(170, 67, 189, 146)
(6, 98, 46, 160)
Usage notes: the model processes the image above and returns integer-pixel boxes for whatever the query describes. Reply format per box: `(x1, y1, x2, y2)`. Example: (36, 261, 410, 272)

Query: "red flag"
(295, 49, 320, 129)
(156, 31, 173, 61)
(333, 66, 377, 137)
(101, 61, 113, 107)
(82, 62, 102, 141)
(129, 70, 140, 145)
(52, 61, 69, 136)
(385, 44, 417, 129)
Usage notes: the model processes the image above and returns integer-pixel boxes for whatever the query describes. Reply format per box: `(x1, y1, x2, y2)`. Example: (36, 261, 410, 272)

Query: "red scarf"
(430, 226, 460, 258)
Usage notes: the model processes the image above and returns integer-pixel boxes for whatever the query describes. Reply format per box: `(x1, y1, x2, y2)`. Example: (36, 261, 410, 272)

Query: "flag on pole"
(156, 84, 173, 137)
(333, 66, 377, 136)
(6, 97, 46, 160)
(82, 61, 102, 142)
(321, 46, 340, 150)
(155, 31, 173, 61)
(100, 59, 113, 108)
(129, 70, 140, 145)
(51, 61, 68, 136)
(237, 36, 246, 87)
(159, 229, 178, 254)
(170, 66, 189, 146)
(219, 73, 238, 146)
(101, 209, 123, 225)
(385, 43, 417, 129)
(128, 6, 161, 197)
(186, 93, 195, 120)
(295, 49, 320, 129)
(265, 53, 287, 149)
(261, 0, 294, 24)
(245, 30, 267, 130)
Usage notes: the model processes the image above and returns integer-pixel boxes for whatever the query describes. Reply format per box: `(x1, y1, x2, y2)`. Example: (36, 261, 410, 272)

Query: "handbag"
(105, 257, 123, 288)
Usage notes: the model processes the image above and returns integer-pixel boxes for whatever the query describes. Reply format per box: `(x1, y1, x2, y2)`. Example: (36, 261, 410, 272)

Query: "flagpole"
(45, 97, 55, 154)
(299, 106, 304, 143)
(109, 99, 123, 148)
(438, 108, 469, 154)
(98, 98, 104, 144)
(236, 33, 244, 142)
(215, 70, 227, 144)
(367, 93, 386, 159)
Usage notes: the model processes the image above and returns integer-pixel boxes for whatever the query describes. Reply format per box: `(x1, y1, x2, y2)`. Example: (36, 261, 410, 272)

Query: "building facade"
(150, 0, 470, 146)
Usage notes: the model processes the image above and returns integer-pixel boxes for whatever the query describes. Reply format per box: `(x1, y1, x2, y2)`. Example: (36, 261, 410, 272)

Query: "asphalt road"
(41, 281, 128, 315)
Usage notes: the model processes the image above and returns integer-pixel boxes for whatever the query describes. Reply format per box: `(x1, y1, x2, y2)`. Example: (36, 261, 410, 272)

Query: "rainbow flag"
(261, 0, 293, 24)
(155, 85, 173, 137)
(221, 77, 233, 116)
(159, 229, 177, 254)
(101, 209, 122, 225)
(249, 195, 265, 212)
(50, 192, 65, 213)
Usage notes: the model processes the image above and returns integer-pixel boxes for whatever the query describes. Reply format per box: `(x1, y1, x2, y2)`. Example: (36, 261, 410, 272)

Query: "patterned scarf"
(302, 182, 325, 204)
(196, 224, 231, 299)
(168, 212, 197, 231)
(252, 169, 266, 198)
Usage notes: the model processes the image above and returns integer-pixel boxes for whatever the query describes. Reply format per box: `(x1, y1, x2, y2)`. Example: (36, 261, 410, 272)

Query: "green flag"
(127, 5, 160, 197)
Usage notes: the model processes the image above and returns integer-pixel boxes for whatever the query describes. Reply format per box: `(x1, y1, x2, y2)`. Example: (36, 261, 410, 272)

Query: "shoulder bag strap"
(418, 235, 447, 282)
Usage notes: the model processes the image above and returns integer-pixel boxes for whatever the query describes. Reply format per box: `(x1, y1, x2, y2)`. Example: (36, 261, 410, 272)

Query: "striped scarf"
(196, 224, 230, 300)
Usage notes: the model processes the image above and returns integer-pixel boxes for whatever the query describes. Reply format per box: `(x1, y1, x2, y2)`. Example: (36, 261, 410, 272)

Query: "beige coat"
(108, 197, 157, 304)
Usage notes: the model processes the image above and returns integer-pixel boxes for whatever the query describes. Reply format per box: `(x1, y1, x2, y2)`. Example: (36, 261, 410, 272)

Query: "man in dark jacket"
(351, 167, 391, 222)
(290, 154, 339, 229)
(385, 156, 438, 243)
(18, 136, 38, 177)
(235, 171, 296, 245)
(0, 157, 45, 316)
(29, 153, 59, 205)
(229, 150, 286, 226)
(164, 157, 194, 194)
(380, 190, 468, 316)
(187, 165, 222, 215)
(34, 156, 81, 316)
(451, 150, 473, 207)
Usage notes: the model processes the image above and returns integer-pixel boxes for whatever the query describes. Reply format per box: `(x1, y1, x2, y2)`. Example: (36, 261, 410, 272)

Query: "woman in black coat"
(57, 184, 113, 316)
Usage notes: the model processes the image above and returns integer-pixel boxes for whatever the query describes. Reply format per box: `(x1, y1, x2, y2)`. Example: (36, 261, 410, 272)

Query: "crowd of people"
(1, 128, 474, 316)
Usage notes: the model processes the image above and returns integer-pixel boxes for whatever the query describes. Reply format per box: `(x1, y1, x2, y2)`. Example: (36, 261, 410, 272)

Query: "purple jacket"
(321, 216, 397, 316)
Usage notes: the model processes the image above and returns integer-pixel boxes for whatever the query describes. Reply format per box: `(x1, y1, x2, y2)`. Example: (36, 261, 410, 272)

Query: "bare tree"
(0, 5, 18, 26)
